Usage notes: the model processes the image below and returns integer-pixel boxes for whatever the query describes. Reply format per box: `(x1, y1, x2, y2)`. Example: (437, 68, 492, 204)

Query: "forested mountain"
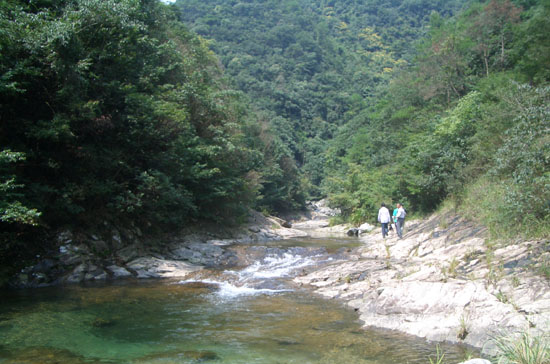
(175, 0, 468, 203)
(176, 0, 550, 237)
(323, 0, 550, 239)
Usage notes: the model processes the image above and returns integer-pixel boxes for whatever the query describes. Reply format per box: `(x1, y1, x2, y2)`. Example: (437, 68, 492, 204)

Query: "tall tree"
(470, 0, 521, 76)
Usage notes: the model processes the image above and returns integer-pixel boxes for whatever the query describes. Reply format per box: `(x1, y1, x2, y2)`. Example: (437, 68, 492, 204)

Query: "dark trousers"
(381, 222, 389, 238)
(396, 218, 405, 238)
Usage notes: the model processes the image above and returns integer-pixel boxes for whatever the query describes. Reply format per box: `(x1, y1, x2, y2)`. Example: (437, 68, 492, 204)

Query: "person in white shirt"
(377, 203, 391, 238)
(395, 203, 406, 238)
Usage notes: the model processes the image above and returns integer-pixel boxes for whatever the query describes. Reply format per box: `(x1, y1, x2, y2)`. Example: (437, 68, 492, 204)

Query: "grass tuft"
(492, 331, 550, 364)
(538, 257, 550, 281)
(457, 314, 469, 340)
(428, 345, 446, 364)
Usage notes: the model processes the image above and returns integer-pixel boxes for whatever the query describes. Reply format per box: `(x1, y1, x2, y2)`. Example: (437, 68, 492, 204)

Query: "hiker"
(391, 205, 398, 233)
(395, 203, 406, 238)
(377, 203, 391, 238)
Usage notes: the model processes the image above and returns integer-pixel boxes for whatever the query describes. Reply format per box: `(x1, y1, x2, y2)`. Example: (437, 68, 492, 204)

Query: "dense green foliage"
(0, 0, 265, 273)
(174, 0, 549, 237)
(174, 0, 467, 204)
(323, 0, 550, 236)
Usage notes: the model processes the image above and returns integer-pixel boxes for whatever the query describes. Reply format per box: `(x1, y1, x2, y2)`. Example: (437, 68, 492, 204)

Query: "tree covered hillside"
(0, 0, 266, 277)
(174, 0, 468, 202)
(323, 0, 550, 238)
(175, 0, 549, 237)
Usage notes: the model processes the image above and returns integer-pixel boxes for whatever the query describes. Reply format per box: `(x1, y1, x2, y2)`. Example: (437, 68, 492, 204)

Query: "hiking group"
(377, 203, 406, 239)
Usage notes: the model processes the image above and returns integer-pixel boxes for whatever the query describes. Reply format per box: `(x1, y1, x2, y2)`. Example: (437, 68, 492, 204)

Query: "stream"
(0, 236, 477, 364)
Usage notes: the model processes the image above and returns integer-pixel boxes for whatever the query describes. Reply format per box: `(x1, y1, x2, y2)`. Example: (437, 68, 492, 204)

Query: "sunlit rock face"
(294, 213, 550, 354)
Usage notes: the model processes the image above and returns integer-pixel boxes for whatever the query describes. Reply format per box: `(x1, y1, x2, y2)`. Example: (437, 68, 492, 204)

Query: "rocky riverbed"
(294, 212, 550, 355)
(12, 210, 307, 288)
(9, 202, 550, 357)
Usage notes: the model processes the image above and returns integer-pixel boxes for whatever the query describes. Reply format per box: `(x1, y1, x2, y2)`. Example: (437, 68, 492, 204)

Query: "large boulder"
(169, 242, 229, 266)
(105, 265, 133, 278)
(309, 199, 341, 217)
(358, 223, 375, 234)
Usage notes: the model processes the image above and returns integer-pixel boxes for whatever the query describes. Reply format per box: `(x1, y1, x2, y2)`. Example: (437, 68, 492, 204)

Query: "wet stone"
(105, 265, 132, 278)
(31, 259, 57, 274)
(276, 340, 301, 346)
(91, 318, 115, 328)
(183, 350, 220, 362)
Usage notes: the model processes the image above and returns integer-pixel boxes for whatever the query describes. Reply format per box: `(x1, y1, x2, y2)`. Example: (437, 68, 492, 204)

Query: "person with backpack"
(377, 203, 391, 238)
(395, 203, 406, 239)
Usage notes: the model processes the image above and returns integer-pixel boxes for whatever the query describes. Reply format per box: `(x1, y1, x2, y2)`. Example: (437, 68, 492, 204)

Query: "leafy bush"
(0, 150, 40, 226)
(491, 84, 550, 224)
(0, 0, 261, 229)
(324, 164, 401, 225)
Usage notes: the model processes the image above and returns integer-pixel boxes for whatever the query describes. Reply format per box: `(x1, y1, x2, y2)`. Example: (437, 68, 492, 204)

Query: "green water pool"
(0, 279, 476, 364)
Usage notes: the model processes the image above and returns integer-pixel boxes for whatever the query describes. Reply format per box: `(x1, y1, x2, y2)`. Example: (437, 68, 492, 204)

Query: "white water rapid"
(179, 248, 330, 299)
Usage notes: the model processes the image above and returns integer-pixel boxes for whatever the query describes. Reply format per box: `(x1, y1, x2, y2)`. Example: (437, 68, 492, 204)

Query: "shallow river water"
(0, 237, 477, 364)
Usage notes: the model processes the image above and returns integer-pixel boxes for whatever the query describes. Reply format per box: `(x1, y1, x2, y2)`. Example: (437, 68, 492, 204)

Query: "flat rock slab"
(294, 213, 550, 354)
(106, 265, 132, 278)
(127, 257, 202, 278)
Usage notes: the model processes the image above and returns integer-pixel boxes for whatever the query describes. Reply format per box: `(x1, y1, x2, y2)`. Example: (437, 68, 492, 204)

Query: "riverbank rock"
(294, 212, 550, 354)
(293, 219, 331, 230)
(291, 199, 340, 231)
(358, 222, 375, 234)
(345, 223, 375, 236)
(300, 223, 351, 238)
(7, 209, 307, 287)
(64, 263, 109, 283)
(105, 265, 132, 278)
(308, 199, 341, 217)
(126, 257, 202, 278)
